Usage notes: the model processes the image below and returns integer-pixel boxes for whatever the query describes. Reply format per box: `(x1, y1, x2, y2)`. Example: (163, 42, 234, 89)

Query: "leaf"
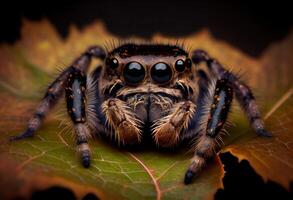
(0, 93, 223, 200)
(222, 32, 293, 189)
(225, 89, 293, 188)
(0, 19, 292, 199)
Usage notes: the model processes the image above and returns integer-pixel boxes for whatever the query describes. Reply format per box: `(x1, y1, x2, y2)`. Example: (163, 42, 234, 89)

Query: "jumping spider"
(10, 43, 271, 184)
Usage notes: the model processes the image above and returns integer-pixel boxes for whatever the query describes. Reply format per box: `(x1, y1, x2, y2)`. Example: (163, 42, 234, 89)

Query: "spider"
(10, 43, 271, 184)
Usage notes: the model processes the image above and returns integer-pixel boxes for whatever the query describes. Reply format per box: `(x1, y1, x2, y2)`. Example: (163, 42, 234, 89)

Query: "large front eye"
(123, 62, 145, 84)
(151, 62, 172, 84)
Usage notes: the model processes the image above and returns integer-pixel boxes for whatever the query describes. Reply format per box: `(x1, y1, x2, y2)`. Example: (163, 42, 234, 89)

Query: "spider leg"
(152, 100, 196, 147)
(101, 98, 143, 145)
(191, 49, 272, 137)
(184, 77, 233, 184)
(181, 69, 211, 140)
(10, 46, 106, 141)
(65, 68, 91, 167)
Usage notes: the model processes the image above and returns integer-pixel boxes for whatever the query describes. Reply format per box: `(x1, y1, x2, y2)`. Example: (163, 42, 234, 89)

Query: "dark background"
(0, 0, 292, 57)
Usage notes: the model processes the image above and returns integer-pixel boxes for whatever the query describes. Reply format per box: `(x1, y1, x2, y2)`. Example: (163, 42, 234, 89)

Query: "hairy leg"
(182, 70, 214, 140)
(101, 98, 143, 145)
(185, 78, 233, 184)
(191, 49, 271, 137)
(10, 46, 105, 140)
(65, 67, 92, 167)
(152, 101, 196, 147)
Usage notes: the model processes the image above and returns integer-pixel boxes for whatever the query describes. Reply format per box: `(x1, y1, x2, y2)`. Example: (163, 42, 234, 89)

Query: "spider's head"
(98, 43, 198, 123)
(100, 43, 196, 98)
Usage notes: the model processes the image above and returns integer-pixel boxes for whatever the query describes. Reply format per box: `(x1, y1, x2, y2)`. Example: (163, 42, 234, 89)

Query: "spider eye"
(175, 58, 192, 72)
(175, 59, 185, 72)
(151, 62, 172, 84)
(185, 58, 192, 68)
(106, 57, 119, 68)
(123, 62, 145, 84)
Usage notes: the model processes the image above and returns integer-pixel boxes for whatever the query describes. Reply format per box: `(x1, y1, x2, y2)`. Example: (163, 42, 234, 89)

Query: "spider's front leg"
(192, 49, 271, 137)
(184, 78, 233, 184)
(10, 46, 106, 167)
(65, 68, 92, 167)
(101, 97, 143, 145)
(150, 80, 197, 147)
(152, 100, 196, 147)
(10, 46, 105, 141)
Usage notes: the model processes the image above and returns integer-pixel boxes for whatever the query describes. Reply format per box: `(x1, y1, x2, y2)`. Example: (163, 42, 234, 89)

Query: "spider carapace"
(10, 43, 271, 184)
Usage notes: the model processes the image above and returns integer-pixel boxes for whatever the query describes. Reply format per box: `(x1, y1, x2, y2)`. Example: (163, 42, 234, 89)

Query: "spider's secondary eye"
(123, 62, 145, 84)
(106, 58, 119, 68)
(175, 59, 185, 72)
(151, 62, 172, 84)
(175, 58, 192, 72)
(185, 58, 192, 68)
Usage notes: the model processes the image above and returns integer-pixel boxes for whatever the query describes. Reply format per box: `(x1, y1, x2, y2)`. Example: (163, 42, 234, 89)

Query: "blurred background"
(0, 0, 292, 57)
